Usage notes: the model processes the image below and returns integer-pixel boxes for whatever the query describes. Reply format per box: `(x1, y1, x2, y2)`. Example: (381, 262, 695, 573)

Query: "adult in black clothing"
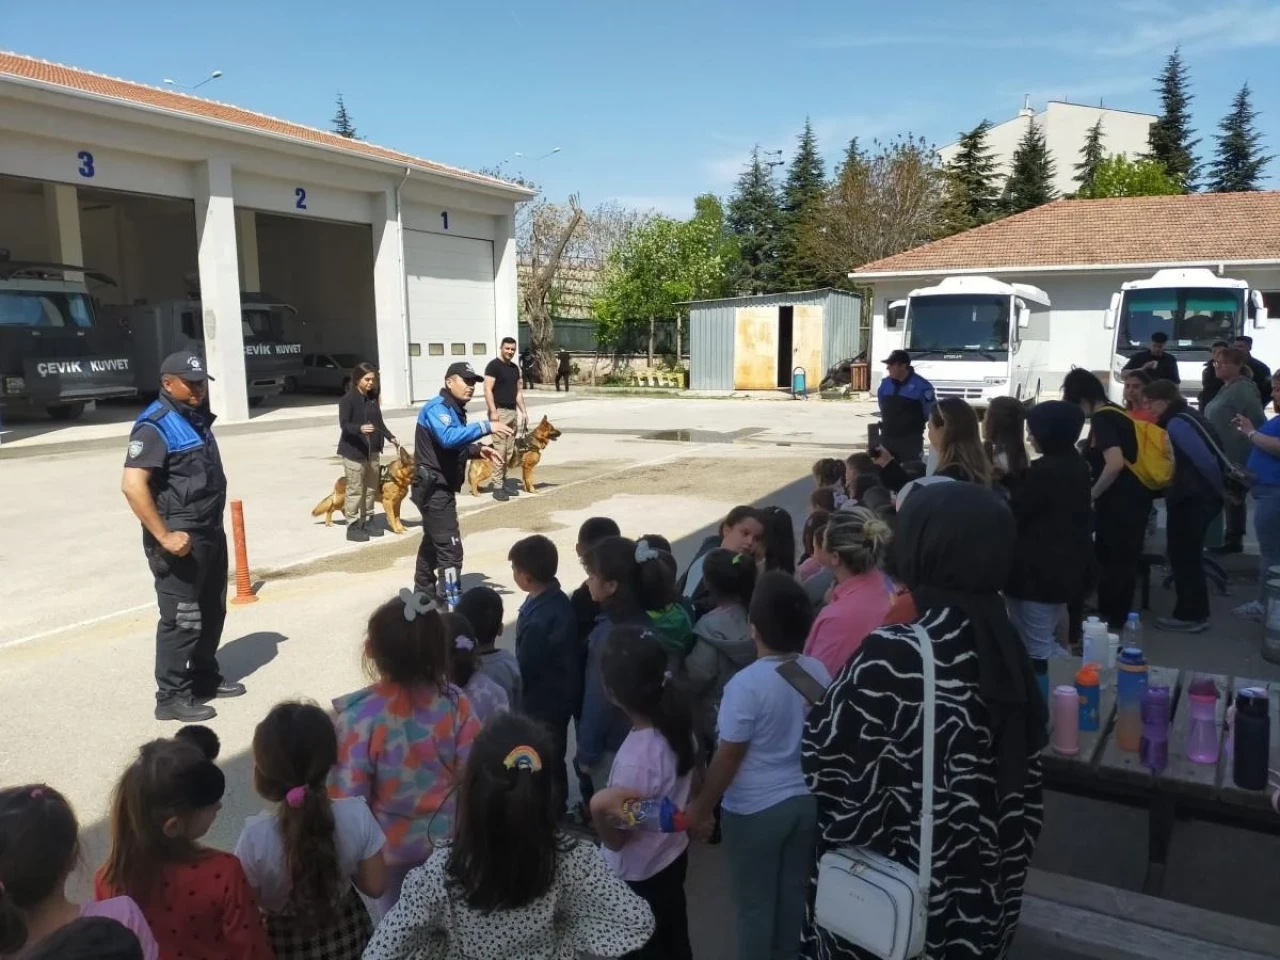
(1063, 368, 1154, 630)
(1234, 335, 1273, 409)
(1200, 341, 1230, 408)
(519, 349, 536, 389)
(1142, 380, 1224, 632)
(876, 349, 935, 463)
(556, 349, 572, 391)
(483, 337, 528, 500)
(337, 362, 398, 543)
(1122, 331, 1181, 383)
(873, 396, 993, 492)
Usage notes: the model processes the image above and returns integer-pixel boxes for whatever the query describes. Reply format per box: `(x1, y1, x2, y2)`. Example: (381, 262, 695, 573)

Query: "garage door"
(404, 230, 496, 402)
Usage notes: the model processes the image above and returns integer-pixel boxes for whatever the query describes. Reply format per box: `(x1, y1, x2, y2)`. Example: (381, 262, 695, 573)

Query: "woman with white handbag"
(800, 482, 1048, 960)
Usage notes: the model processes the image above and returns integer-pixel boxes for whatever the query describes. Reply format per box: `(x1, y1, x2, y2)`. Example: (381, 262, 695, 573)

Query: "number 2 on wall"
(77, 151, 95, 178)
(441, 211, 449, 230)
(295, 187, 307, 210)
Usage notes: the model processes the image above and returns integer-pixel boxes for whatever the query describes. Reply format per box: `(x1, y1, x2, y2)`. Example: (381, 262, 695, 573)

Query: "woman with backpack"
(1142, 380, 1225, 634)
(1204, 347, 1265, 554)
(1062, 369, 1164, 631)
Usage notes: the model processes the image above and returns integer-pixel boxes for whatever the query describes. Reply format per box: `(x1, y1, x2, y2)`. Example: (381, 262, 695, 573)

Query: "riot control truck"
(1103, 268, 1274, 408)
(108, 294, 304, 406)
(0, 258, 135, 420)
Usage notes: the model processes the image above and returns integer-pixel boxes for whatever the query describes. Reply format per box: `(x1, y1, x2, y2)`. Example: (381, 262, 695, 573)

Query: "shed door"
(733, 307, 778, 390)
(793, 305, 824, 386)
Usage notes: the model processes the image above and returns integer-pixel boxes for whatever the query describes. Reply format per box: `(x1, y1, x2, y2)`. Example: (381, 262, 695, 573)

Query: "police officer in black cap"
(120, 351, 243, 722)
(876, 349, 936, 463)
(412, 362, 512, 601)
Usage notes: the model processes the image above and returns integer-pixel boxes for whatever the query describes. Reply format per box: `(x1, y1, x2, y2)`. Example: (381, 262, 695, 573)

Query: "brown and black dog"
(468, 415, 562, 496)
(311, 444, 415, 533)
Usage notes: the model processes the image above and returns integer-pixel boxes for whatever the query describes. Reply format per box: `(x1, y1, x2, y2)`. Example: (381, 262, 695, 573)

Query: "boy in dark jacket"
(509, 534, 579, 807)
(1006, 401, 1094, 692)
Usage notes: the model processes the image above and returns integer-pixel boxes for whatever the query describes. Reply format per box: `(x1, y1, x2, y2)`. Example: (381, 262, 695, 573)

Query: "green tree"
(1075, 155, 1181, 198)
(693, 192, 740, 288)
(837, 137, 866, 180)
(726, 147, 784, 294)
(331, 93, 359, 139)
(1147, 47, 1199, 190)
(1002, 120, 1057, 213)
(941, 120, 999, 234)
(1075, 118, 1106, 196)
(777, 119, 827, 289)
(1208, 82, 1272, 193)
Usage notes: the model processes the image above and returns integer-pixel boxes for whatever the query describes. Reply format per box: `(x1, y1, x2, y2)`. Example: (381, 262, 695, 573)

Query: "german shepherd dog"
(468, 415, 562, 496)
(311, 444, 415, 533)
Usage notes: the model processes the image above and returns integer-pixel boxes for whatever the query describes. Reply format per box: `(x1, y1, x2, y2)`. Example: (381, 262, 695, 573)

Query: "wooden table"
(1041, 658, 1280, 895)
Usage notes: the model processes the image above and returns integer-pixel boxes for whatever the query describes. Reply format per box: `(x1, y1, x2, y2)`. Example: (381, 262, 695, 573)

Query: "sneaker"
(1209, 542, 1244, 556)
(1233, 600, 1265, 622)
(155, 697, 217, 722)
(346, 525, 369, 543)
(1155, 616, 1209, 634)
(194, 681, 247, 700)
(363, 521, 384, 538)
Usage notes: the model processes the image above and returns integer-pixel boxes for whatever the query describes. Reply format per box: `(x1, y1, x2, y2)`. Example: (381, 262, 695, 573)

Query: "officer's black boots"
(364, 520, 384, 538)
(155, 696, 216, 723)
(347, 524, 369, 543)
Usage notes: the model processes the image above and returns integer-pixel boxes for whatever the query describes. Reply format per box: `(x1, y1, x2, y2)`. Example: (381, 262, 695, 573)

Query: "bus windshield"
(0, 291, 95, 328)
(905, 294, 1009, 352)
(1118, 287, 1242, 352)
(241, 308, 288, 341)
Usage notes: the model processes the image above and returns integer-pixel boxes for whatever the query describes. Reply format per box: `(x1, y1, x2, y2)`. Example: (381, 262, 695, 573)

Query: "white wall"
(938, 101, 1155, 198)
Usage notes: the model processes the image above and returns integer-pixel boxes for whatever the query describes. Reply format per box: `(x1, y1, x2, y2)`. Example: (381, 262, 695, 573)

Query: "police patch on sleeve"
(128, 440, 145, 459)
(438, 412, 452, 426)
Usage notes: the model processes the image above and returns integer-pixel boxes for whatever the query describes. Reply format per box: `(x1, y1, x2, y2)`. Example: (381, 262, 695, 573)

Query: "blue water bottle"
(1076, 663, 1101, 732)
(444, 568, 461, 611)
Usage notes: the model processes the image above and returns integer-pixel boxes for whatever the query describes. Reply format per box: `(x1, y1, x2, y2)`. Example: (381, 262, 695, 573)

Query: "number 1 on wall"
(441, 211, 449, 230)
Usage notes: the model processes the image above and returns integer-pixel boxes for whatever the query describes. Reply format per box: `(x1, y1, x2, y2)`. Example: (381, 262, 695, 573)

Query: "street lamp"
(163, 70, 223, 90)
(535, 146, 562, 161)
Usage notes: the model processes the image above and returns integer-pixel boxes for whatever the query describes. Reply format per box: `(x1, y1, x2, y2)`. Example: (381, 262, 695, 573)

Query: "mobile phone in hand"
(776, 659, 827, 706)
(867, 422, 881, 455)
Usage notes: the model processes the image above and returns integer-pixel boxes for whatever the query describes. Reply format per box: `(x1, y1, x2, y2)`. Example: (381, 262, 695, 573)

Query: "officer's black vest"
(135, 396, 227, 529)
(880, 375, 928, 440)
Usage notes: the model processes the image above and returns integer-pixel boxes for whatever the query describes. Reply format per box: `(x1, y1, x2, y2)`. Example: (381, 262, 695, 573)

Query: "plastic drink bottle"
(1185, 676, 1221, 765)
(1233, 688, 1271, 791)
(1114, 647, 1148, 752)
(1081, 618, 1107, 673)
(1076, 663, 1101, 733)
(1139, 686, 1171, 773)
(616, 796, 689, 833)
(1051, 686, 1080, 756)
(444, 568, 461, 612)
(1123, 612, 1143, 651)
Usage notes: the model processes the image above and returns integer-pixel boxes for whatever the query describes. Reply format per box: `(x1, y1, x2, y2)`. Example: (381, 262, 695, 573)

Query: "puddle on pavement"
(644, 428, 762, 444)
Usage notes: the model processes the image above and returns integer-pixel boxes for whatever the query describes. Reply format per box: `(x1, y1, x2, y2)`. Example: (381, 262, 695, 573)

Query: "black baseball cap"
(445, 362, 482, 384)
(160, 350, 213, 382)
(881, 349, 912, 366)
(1151, 331, 1169, 344)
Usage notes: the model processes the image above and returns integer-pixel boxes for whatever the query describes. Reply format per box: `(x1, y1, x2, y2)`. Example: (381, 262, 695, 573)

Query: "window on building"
(409, 343, 422, 357)
(473, 343, 487, 355)
(428, 343, 445, 356)
(451, 343, 467, 356)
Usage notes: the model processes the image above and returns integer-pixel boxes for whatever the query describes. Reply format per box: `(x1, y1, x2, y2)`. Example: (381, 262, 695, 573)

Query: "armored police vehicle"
(107, 293, 304, 406)
(0, 256, 135, 420)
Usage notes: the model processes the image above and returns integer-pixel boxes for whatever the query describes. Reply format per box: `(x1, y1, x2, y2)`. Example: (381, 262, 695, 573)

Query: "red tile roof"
(0, 51, 530, 194)
(854, 193, 1280, 275)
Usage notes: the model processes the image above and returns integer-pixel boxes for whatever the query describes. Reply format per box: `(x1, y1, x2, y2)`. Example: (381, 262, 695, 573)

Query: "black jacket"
(1246, 356, 1273, 408)
(880, 459, 967, 493)
(1006, 450, 1094, 603)
(1123, 350, 1181, 383)
(337, 390, 393, 462)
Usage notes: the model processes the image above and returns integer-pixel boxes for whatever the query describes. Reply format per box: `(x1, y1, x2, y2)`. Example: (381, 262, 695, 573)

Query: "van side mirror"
(1252, 290, 1268, 330)
(1017, 306, 1030, 329)
(1104, 292, 1120, 330)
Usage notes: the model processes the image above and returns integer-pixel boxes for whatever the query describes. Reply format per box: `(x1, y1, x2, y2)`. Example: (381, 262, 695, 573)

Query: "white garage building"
(853, 192, 1280, 397)
(0, 52, 533, 421)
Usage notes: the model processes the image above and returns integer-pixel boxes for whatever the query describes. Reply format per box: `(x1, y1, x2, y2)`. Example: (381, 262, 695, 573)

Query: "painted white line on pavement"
(1, 444, 709, 652)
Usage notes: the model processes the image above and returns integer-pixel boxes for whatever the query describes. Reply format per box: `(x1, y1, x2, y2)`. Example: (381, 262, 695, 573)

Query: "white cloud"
(1095, 1, 1280, 55)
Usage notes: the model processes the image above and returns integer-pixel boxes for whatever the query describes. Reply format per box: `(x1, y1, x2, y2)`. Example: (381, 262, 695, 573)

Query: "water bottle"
(1140, 686, 1171, 773)
(1185, 676, 1221, 766)
(1076, 663, 1101, 732)
(1051, 686, 1080, 756)
(444, 568, 461, 612)
(1233, 688, 1271, 791)
(1115, 647, 1149, 752)
(616, 796, 689, 833)
(1082, 617, 1108, 671)
(1124, 612, 1143, 652)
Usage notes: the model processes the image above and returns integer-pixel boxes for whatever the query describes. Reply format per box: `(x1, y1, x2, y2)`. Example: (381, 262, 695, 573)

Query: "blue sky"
(5, 0, 1279, 215)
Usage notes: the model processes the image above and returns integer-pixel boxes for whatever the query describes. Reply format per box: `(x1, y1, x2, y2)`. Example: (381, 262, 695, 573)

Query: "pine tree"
(331, 93, 358, 139)
(940, 120, 999, 234)
(1208, 83, 1272, 193)
(837, 137, 867, 180)
(726, 147, 784, 295)
(1147, 48, 1199, 190)
(1002, 120, 1057, 213)
(777, 119, 827, 290)
(1075, 119, 1106, 196)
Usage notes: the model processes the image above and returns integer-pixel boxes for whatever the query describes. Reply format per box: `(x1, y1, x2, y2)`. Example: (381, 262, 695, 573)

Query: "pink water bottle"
(1185, 676, 1221, 765)
(1051, 685, 1080, 756)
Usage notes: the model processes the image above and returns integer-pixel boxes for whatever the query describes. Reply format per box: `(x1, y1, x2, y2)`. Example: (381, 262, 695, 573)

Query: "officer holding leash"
(412, 362, 512, 603)
(120, 351, 243, 723)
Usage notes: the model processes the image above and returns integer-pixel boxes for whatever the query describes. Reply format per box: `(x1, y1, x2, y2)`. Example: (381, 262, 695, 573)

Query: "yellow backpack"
(1095, 407, 1174, 491)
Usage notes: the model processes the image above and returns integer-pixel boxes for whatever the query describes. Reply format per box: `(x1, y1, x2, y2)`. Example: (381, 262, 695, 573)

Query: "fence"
(517, 320, 688, 357)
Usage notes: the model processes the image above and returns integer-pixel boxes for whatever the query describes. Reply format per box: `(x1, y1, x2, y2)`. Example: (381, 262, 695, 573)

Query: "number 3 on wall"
(77, 151, 95, 178)
(295, 187, 307, 210)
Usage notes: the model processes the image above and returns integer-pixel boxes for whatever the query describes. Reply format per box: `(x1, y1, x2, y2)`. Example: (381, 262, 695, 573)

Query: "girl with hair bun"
(0, 785, 158, 959)
(235, 701, 387, 960)
(803, 506, 895, 676)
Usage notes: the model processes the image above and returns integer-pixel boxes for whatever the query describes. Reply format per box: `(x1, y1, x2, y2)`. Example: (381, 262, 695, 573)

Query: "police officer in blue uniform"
(121, 351, 244, 722)
(412, 362, 512, 599)
(876, 349, 935, 463)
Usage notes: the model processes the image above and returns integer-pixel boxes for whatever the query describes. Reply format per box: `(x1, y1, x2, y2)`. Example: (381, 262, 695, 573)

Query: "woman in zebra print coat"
(800, 482, 1048, 959)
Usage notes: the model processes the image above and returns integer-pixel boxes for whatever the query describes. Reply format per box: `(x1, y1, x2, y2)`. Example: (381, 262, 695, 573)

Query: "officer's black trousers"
(146, 529, 227, 703)
(414, 486, 462, 597)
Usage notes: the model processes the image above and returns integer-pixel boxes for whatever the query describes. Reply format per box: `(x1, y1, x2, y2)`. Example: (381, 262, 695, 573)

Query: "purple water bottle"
(617, 796, 689, 833)
(1139, 686, 1171, 773)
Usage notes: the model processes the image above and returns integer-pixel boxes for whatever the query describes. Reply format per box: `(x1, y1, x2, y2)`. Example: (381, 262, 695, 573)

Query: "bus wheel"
(283, 376, 298, 394)
(47, 402, 86, 421)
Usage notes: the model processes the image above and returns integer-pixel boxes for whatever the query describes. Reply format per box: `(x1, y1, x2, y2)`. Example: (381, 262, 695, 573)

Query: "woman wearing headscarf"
(801, 482, 1047, 960)
(1005, 401, 1093, 692)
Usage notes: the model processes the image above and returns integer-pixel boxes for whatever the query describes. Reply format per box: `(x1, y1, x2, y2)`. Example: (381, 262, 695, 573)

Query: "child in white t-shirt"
(235, 702, 387, 960)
